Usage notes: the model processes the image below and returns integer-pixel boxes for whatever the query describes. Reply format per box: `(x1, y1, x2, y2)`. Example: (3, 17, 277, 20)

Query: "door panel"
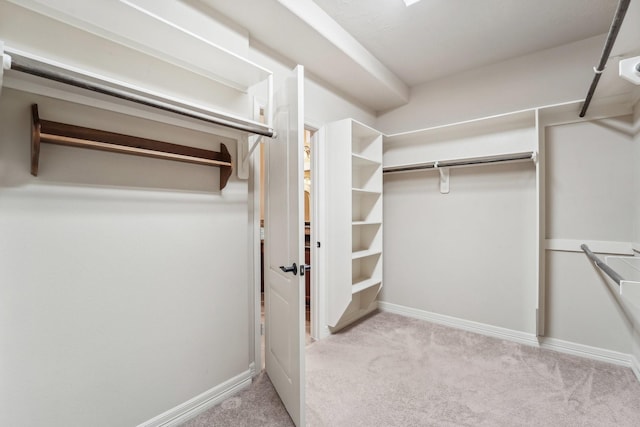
(264, 65, 305, 427)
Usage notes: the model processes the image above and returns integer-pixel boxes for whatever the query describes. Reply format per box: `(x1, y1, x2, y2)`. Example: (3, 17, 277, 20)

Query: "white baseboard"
(539, 337, 631, 367)
(317, 325, 332, 340)
(377, 301, 538, 346)
(378, 301, 633, 369)
(137, 369, 253, 427)
(631, 355, 640, 381)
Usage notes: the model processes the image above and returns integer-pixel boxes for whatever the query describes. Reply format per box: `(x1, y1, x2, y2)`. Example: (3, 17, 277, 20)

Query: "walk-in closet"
(1, 1, 640, 426)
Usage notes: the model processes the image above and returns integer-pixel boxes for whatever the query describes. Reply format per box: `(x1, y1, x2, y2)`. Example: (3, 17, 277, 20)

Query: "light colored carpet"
(181, 372, 293, 427)
(306, 311, 640, 426)
(183, 311, 640, 426)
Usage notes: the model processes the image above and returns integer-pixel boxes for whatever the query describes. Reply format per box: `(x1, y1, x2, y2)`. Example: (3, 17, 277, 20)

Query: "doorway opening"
(258, 126, 318, 370)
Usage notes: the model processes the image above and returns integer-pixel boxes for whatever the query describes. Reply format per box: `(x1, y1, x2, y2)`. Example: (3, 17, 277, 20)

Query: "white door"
(264, 65, 305, 426)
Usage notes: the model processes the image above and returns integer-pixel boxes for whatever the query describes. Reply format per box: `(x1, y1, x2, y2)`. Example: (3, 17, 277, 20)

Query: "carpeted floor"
(181, 372, 293, 427)
(184, 311, 640, 426)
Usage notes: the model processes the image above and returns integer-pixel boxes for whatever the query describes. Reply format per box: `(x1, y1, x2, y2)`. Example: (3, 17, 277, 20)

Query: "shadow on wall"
(0, 89, 236, 194)
(590, 115, 636, 139)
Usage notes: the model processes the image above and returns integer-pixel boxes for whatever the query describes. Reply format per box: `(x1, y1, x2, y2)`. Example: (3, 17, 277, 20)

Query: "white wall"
(544, 116, 636, 353)
(375, 18, 640, 356)
(632, 100, 640, 369)
(0, 3, 378, 426)
(376, 35, 606, 134)
(0, 89, 250, 427)
(634, 102, 640, 248)
(381, 116, 538, 334)
(382, 162, 537, 332)
(248, 41, 376, 128)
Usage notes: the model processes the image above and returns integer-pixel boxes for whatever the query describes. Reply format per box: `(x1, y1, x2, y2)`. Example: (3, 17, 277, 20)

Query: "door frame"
(250, 98, 263, 374)
(250, 106, 329, 373)
(307, 124, 330, 341)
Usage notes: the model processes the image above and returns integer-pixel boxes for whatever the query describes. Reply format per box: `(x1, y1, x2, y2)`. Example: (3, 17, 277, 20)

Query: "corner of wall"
(634, 97, 640, 250)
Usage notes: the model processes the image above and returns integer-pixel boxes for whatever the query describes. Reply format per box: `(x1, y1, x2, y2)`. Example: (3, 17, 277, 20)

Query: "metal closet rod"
(579, 0, 631, 118)
(383, 151, 535, 174)
(580, 244, 624, 286)
(5, 52, 275, 138)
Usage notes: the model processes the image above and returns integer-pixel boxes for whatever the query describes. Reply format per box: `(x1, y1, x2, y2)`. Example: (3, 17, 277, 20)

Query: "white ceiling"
(199, 0, 623, 112)
(312, 0, 618, 86)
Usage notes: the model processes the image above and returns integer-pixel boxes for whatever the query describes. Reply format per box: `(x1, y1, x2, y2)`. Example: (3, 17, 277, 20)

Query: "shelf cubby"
(352, 220, 382, 254)
(352, 162, 381, 191)
(352, 190, 382, 223)
(352, 252, 381, 290)
(351, 121, 382, 159)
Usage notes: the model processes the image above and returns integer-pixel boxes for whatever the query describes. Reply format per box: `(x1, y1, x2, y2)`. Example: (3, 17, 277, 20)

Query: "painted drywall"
(634, 102, 640, 248)
(382, 162, 537, 333)
(381, 112, 638, 354)
(375, 35, 607, 134)
(248, 41, 376, 128)
(0, 89, 250, 427)
(632, 100, 640, 369)
(544, 116, 635, 353)
(0, 3, 380, 426)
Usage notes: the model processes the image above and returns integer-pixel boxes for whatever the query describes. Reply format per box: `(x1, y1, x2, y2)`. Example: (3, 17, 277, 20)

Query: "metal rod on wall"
(580, 244, 624, 286)
(383, 151, 535, 174)
(5, 52, 275, 137)
(579, 0, 631, 118)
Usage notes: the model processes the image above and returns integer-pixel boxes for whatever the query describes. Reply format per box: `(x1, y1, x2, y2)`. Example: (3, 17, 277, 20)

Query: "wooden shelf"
(30, 104, 233, 190)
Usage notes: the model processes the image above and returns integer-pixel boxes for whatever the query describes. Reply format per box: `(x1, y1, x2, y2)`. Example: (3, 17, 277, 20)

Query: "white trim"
(0, 41, 5, 97)
(137, 369, 253, 427)
(545, 239, 635, 255)
(538, 337, 631, 367)
(309, 126, 324, 341)
(377, 301, 538, 346)
(318, 325, 331, 340)
(378, 302, 634, 368)
(250, 99, 264, 374)
(633, 242, 640, 254)
(631, 355, 640, 382)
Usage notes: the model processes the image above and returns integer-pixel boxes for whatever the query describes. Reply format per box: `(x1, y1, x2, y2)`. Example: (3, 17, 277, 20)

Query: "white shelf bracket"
(237, 134, 265, 179)
(434, 162, 450, 194)
(0, 41, 10, 97)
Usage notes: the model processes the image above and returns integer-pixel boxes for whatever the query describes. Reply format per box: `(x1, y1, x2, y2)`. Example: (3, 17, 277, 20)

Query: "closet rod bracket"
(434, 162, 450, 194)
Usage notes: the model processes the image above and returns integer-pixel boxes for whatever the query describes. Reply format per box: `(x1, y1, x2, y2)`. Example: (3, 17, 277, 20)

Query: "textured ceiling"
(312, 0, 618, 86)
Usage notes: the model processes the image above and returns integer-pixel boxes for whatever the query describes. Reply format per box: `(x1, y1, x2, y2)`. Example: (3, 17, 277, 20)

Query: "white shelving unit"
(325, 119, 383, 330)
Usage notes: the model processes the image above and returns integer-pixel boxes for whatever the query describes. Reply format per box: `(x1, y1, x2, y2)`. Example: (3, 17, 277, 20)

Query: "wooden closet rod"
(31, 104, 233, 189)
